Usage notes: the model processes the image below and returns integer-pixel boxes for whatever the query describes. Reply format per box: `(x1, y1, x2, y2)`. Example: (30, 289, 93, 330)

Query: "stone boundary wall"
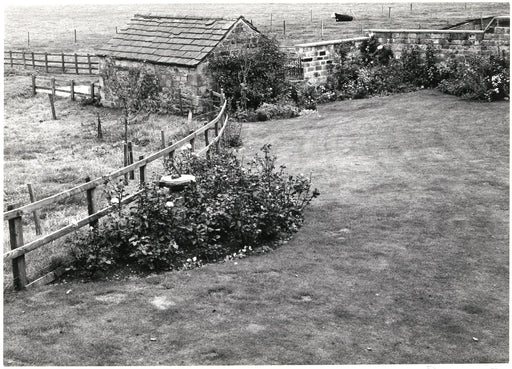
(368, 27, 510, 61)
(295, 37, 369, 84)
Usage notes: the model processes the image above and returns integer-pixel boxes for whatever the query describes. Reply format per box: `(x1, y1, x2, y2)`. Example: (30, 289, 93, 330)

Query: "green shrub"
(254, 102, 300, 121)
(69, 146, 319, 276)
(438, 54, 510, 101)
(207, 35, 289, 111)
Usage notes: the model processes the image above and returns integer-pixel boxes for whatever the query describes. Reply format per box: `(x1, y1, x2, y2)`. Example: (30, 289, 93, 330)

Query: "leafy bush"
(254, 102, 300, 121)
(438, 54, 510, 101)
(69, 146, 319, 276)
(400, 45, 441, 88)
(207, 35, 289, 111)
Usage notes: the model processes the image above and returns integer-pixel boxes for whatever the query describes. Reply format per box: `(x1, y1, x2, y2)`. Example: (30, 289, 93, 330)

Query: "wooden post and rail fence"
(3, 91, 228, 291)
(31, 75, 101, 101)
(5, 50, 99, 75)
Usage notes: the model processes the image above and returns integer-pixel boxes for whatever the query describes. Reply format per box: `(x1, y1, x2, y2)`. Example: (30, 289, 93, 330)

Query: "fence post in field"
(31, 75, 36, 96)
(70, 80, 75, 101)
(74, 54, 79, 74)
(51, 78, 56, 96)
(61, 52, 65, 73)
(27, 32, 30, 46)
(283, 20, 286, 36)
(22, 51, 26, 68)
(7, 204, 28, 290)
(74, 29, 77, 43)
(214, 118, 220, 152)
(44, 52, 49, 73)
(270, 13, 272, 31)
(128, 142, 135, 180)
(31, 52, 35, 69)
(388, 7, 392, 19)
(139, 155, 145, 185)
(97, 113, 103, 139)
(321, 19, 324, 39)
(90, 82, 95, 99)
(310, 9, 313, 22)
(9, 51, 13, 68)
(27, 184, 42, 235)
(87, 54, 92, 74)
(48, 94, 57, 120)
(85, 177, 98, 229)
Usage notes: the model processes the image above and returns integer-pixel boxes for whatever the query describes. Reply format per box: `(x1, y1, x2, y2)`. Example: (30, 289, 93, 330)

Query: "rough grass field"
(3, 90, 508, 365)
(4, 2, 510, 52)
(2, 71, 198, 287)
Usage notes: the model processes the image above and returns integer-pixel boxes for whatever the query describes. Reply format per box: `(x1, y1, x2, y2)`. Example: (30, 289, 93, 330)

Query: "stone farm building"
(97, 14, 260, 112)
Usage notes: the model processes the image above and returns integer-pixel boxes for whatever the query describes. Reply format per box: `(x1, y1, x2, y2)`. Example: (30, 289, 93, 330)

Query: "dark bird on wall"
(331, 13, 354, 22)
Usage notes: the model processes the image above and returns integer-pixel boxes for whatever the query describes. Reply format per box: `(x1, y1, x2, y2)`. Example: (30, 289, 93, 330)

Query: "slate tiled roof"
(98, 14, 258, 67)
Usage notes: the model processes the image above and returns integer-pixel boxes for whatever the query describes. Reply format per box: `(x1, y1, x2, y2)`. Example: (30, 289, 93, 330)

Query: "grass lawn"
(3, 90, 509, 365)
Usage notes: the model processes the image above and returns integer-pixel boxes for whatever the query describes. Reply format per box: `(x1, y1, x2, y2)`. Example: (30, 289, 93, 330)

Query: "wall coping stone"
(368, 29, 485, 34)
(295, 36, 369, 48)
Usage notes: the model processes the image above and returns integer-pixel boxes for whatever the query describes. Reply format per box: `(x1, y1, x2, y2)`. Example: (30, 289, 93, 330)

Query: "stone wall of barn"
(368, 28, 510, 60)
(294, 37, 370, 85)
(99, 20, 260, 113)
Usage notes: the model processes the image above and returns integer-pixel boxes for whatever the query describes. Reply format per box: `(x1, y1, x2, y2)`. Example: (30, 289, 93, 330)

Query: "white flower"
(165, 201, 174, 208)
(111, 197, 120, 204)
(192, 256, 197, 262)
(377, 45, 383, 50)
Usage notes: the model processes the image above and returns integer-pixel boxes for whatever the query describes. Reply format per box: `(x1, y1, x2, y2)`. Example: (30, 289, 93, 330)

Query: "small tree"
(101, 57, 161, 143)
(207, 35, 289, 111)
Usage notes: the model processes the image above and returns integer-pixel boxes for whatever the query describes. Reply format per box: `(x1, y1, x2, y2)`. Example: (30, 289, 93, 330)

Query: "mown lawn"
(3, 90, 509, 365)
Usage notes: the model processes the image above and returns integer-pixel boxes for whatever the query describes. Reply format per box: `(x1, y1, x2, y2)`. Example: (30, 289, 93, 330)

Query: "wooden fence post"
(74, 29, 77, 43)
(27, 184, 42, 235)
(74, 53, 79, 74)
(7, 204, 28, 290)
(204, 125, 210, 160)
(22, 51, 26, 68)
(123, 142, 128, 183)
(214, 119, 220, 152)
(27, 32, 30, 46)
(283, 20, 286, 36)
(70, 79, 75, 101)
(31, 75, 36, 96)
(161, 130, 166, 148)
(270, 13, 272, 31)
(48, 94, 57, 120)
(44, 52, 49, 73)
(51, 77, 56, 96)
(139, 155, 145, 185)
(388, 7, 392, 18)
(31, 52, 35, 69)
(61, 52, 65, 73)
(321, 19, 324, 39)
(189, 130, 196, 152)
(85, 177, 98, 229)
(9, 51, 13, 68)
(97, 113, 103, 139)
(87, 54, 92, 74)
(128, 142, 134, 180)
(90, 82, 95, 99)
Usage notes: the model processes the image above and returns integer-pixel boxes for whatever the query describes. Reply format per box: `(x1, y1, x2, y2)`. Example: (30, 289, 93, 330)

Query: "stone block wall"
(369, 28, 510, 61)
(295, 37, 369, 84)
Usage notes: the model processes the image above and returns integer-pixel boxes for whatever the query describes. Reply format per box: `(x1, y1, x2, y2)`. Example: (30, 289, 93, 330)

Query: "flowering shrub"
(69, 146, 319, 277)
(438, 54, 510, 101)
(255, 102, 301, 121)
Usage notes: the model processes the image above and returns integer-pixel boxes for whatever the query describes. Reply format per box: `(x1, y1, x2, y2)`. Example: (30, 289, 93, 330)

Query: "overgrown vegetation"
(68, 146, 319, 277)
(325, 37, 509, 102)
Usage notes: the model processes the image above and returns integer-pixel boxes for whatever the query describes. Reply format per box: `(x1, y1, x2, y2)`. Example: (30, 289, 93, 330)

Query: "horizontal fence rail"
(4, 93, 228, 290)
(5, 50, 99, 75)
(31, 75, 101, 100)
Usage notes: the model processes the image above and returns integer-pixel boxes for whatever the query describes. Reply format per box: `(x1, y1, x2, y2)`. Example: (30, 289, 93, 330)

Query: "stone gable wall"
(295, 37, 369, 85)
